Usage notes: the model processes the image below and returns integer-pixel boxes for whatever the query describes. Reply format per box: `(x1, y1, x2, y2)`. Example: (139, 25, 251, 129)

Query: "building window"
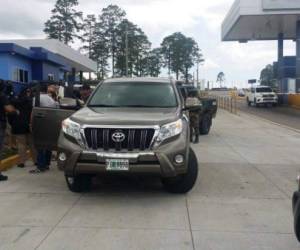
(48, 74, 55, 81)
(24, 71, 28, 83)
(12, 68, 29, 83)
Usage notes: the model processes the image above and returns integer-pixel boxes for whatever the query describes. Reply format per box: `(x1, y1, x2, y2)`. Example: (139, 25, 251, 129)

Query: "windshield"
(88, 82, 178, 108)
(256, 87, 272, 93)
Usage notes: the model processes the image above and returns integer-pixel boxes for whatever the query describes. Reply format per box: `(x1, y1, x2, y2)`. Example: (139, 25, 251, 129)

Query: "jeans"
(37, 150, 52, 170)
(0, 128, 5, 159)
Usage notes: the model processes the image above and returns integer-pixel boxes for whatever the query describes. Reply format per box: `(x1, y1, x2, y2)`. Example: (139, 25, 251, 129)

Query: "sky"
(0, 0, 296, 88)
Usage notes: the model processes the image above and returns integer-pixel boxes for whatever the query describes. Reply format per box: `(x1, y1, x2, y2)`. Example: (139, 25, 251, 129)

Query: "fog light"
(59, 152, 67, 162)
(174, 154, 184, 164)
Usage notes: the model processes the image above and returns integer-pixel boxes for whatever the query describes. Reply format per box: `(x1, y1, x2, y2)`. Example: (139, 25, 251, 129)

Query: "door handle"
(35, 113, 45, 118)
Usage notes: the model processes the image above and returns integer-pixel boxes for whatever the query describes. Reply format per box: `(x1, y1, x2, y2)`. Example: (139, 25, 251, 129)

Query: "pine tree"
(144, 48, 163, 77)
(114, 19, 151, 77)
(81, 14, 97, 58)
(161, 32, 203, 81)
(44, 0, 83, 45)
(99, 5, 126, 77)
(93, 21, 110, 80)
(161, 32, 186, 79)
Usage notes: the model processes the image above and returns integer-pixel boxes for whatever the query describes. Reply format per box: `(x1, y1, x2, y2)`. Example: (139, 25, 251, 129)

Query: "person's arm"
(1, 94, 17, 114)
(4, 104, 15, 113)
(5, 104, 19, 116)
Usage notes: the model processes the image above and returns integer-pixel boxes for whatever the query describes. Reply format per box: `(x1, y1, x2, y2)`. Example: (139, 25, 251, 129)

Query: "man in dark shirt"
(0, 80, 16, 181)
(80, 84, 92, 103)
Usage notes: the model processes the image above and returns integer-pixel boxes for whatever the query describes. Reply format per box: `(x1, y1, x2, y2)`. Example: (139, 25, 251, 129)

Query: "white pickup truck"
(247, 86, 278, 107)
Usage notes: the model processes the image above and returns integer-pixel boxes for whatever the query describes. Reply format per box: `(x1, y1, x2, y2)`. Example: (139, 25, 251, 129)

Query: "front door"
(32, 107, 75, 150)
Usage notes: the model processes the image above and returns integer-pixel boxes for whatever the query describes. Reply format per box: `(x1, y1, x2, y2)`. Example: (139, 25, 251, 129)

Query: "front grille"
(84, 128, 156, 151)
(262, 94, 274, 98)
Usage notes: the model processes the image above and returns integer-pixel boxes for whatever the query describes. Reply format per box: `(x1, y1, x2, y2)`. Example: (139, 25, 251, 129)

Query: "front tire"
(162, 148, 198, 194)
(200, 113, 212, 135)
(247, 98, 251, 106)
(65, 174, 92, 193)
(254, 98, 257, 107)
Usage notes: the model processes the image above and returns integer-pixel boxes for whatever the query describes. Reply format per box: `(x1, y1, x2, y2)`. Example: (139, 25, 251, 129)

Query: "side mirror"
(184, 98, 202, 111)
(59, 98, 80, 110)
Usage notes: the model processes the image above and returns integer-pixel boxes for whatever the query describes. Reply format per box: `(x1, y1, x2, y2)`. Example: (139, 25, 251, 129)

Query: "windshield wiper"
(123, 105, 175, 107)
(89, 104, 175, 108)
(122, 105, 154, 108)
(88, 104, 122, 108)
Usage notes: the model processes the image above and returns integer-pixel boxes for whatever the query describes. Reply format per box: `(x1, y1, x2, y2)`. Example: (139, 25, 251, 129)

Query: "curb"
(0, 152, 31, 172)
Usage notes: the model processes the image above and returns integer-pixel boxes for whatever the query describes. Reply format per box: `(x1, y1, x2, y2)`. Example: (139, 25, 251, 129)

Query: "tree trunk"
(185, 67, 188, 84)
(112, 48, 114, 77)
(168, 51, 171, 75)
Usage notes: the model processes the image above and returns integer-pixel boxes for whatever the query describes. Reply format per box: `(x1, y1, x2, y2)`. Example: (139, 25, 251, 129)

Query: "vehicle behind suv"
(176, 83, 217, 135)
(32, 78, 199, 193)
(247, 86, 278, 107)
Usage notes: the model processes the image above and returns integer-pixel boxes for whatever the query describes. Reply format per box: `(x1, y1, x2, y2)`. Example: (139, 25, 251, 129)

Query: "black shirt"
(8, 96, 32, 135)
(0, 93, 9, 130)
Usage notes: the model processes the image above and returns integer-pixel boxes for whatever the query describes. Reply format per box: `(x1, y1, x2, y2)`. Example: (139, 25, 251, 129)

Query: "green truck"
(176, 83, 218, 135)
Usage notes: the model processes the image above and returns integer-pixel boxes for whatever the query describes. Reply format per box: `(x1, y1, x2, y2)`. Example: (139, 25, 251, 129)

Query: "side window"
(12, 69, 19, 81)
(12, 68, 29, 83)
(19, 69, 24, 82)
(24, 71, 28, 83)
(48, 74, 55, 81)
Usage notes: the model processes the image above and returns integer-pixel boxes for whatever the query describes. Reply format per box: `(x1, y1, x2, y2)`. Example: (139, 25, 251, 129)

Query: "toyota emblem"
(112, 131, 126, 143)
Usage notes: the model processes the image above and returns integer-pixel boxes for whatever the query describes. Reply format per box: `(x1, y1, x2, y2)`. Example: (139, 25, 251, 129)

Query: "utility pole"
(196, 61, 199, 88)
(125, 23, 129, 77)
(88, 19, 92, 80)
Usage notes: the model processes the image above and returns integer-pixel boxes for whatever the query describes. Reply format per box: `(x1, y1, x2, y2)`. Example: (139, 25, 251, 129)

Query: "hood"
(71, 107, 180, 126)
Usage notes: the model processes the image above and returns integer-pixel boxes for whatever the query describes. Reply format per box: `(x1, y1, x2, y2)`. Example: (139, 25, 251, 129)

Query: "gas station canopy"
(222, 0, 300, 41)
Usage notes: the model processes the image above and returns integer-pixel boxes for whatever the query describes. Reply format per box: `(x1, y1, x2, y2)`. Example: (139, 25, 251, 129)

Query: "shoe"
(17, 163, 25, 168)
(45, 166, 50, 171)
(194, 136, 199, 144)
(29, 168, 45, 174)
(0, 174, 8, 181)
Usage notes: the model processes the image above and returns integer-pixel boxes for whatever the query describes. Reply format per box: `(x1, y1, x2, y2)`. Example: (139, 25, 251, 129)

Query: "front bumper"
(57, 128, 189, 178)
(256, 98, 278, 104)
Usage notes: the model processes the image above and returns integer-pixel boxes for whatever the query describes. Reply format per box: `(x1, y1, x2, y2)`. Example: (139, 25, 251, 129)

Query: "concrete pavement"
(0, 110, 299, 250)
(236, 99, 300, 131)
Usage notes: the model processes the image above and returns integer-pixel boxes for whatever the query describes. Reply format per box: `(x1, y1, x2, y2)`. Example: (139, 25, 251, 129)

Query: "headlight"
(157, 119, 183, 142)
(62, 118, 82, 141)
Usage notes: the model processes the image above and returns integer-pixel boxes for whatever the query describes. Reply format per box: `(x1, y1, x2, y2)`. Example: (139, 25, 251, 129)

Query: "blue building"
(0, 39, 97, 86)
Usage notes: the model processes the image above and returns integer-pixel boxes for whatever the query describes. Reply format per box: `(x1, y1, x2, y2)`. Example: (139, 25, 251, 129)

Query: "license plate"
(106, 159, 129, 171)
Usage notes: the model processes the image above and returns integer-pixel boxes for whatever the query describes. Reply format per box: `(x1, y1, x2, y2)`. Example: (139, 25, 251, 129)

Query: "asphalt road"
(236, 98, 300, 131)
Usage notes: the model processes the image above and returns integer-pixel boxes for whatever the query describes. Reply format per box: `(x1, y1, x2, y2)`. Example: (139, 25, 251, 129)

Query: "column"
(79, 71, 83, 82)
(68, 68, 76, 83)
(296, 21, 300, 93)
(277, 33, 284, 92)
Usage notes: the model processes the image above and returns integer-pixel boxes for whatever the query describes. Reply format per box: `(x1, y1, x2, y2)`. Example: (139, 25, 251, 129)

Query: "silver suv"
(32, 78, 199, 193)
